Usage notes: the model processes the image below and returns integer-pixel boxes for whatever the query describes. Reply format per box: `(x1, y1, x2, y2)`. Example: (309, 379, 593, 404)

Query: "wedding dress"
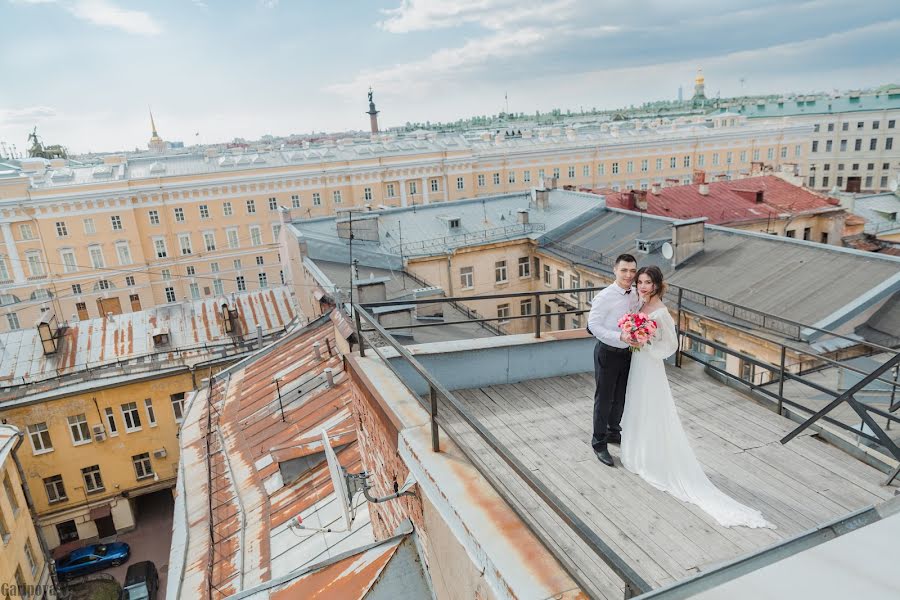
(620, 307, 773, 529)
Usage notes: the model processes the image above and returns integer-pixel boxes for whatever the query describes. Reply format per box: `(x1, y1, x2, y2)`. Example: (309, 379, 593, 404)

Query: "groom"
(586, 254, 640, 467)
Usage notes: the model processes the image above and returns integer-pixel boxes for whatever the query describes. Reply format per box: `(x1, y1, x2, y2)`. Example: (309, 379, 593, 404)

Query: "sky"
(1, 0, 899, 154)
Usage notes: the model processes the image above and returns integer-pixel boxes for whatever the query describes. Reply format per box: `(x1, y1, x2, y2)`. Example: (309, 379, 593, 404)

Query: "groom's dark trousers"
(592, 341, 632, 451)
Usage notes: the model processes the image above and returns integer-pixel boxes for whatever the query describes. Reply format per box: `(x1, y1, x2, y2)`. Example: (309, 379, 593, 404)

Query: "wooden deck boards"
(440, 363, 895, 598)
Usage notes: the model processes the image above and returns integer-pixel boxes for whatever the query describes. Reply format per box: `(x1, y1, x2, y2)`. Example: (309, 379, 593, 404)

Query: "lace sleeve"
(646, 310, 678, 360)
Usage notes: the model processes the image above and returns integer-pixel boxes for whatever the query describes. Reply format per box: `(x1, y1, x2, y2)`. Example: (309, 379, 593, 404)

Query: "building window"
(837, 176, 843, 187)
(553, 168, 560, 179)
(886, 138, 893, 150)
(795, 144, 801, 157)
(144, 398, 157, 426)
(538, 169, 545, 179)
(82, 466, 104, 494)
(223, 201, 233, 216)
(3, 474, 19, 516)
(174, 207, 185, 222)
(189, 282, 200, 299)
(104, 407, 118, 436)
(83, 219, 96, 235)
(582, 165, 590, 178)
(154, 238, 168, 258)
(781, 146, 788, 158)
(822, 176, 829, 187)
(110, 215, 123, 231)
(0, 512, 8, 544)
(210, 262, 220, 273)
(840, 139, 847, 152)
(881, 176, 889, 188)
(497, 303, 510, 322)
(28, 423, 52, 454)
(75, 302, 86, 316)
(518, 256, 530, 278)
(56, 521, 78, 544)
(803, 227, 811, 241)
(842, 122, 849, 131)
(24, 539, 37, 575)
(854, 139, 862, 151)
(544, 304, 552, 327)
(246, 199, 256, 214)
(250, 226, 262, 246)
(639, 160, 647, 173)
(179, 234, 193, 255)
(460, 266, 473, 289)
(116, 242, 132, 265)
(18, 224, 35, 240)
(227, 229, 239, 249)
(72, 283, 82, 295)
(161, 269, 171, 281)
(333, 190, 342, 204)
(557, 270, 565, 289)
(255, 256, 264, 266)
(509, 171, 516, 184)
(386, 183, 396, 198)
(149, 210, 160, 225)
(612, 162, 619, 174)
(132, 453, 154, 480)
(165, 286, 176, 302)
(122, 402, 142, 431)
(821, 232, 829, 244)
(203, 232, 216, 252)
(44, 475, 66, 503)
(726, 151, 733, 165)
(626, 161, 633, 173)
(786, 229, 796, 238)
(312, 193, 321, 206)
(669, 157, 677, 169)
(524, 170, 531, 183)
(431, 178, 439, 192)
(56, 221, 68, 237)
(570, 274, 580, 298)
(60, 249, 78, 273)
(568, 166, 575, 178)
(171, 392, 185, 424)
(494, 260, 508, 283)
(256, 272, 267, 288)
(752, 149, 760, 161)
(597, 164, 604, 176)
(272, 224, 282, 241)
(26, 251, 45, 277)
(543, 264, 551, 285)
(857, 121, 864, 129)
(870, 138, 878, 151)
(233, 259, 242, 270)
(493, 173, 500, 185)
(889, 120, 896, 129)
(236, 276, 246, 291)
(457, 177, 464, 190)
(0, 257, 9, 281)
(292, 194, 301, 207)
(868, 163, 875, 170)
(767, 148, 774, 160)
(68, 414, 91, 445)
(409, 180, 418, 196)
(520, 299, 533, 316)
(477, 174, 485, 187)
(865, 176, 873, 188)
(88, 246, 104, 269)
(683, 155, 691, 168)
(213, 278, 224, 295)
(268, 197, 278, 211)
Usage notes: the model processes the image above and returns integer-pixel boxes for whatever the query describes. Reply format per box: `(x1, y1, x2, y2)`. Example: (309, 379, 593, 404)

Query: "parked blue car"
(55, 542, 130, 579)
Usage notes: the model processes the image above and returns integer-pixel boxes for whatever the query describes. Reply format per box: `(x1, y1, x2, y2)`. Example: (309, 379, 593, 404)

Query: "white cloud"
(378, 0, 575, 33)
(9, 0, 162, 35)
(0, 106, 58, 125)
(258, 0, 279, 7)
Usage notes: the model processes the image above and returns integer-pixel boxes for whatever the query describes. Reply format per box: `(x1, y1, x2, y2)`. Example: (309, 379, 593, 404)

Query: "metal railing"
(353, 300, 651, 599)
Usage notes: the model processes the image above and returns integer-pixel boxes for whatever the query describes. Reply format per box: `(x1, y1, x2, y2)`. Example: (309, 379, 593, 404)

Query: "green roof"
(722, 92, 900, 118)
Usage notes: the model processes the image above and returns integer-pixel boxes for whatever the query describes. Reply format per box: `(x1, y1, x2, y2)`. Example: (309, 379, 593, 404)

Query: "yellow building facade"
(0, 115, 809, 333)
(0, 425, 56, 599)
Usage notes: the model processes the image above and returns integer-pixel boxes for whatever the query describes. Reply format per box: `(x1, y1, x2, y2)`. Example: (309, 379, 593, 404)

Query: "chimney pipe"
(650, 182, 661, 195)
(256, 324, 263, 349)
(698, 183, 710, 196)
(517, 209, 529, 225)
(313, 341, 322, 360)
(324, 368, 334, 387)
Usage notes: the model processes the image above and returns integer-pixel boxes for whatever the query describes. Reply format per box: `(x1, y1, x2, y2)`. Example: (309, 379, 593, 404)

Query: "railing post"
(534, 293, 542, 339)
(429, 385, 440, 452)
(354, 306, 366, 357)
(675, 287, 684, 368)
(777, 346, 787, 416)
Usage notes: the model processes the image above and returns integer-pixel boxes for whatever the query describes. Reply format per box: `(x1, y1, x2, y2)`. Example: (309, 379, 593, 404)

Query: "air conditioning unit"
(92, 424, 106, 442)
(153, 448, 167, 459)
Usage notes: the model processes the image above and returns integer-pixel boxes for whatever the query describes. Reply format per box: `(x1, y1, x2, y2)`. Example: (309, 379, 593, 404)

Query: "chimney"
(635, 190, 648, 211)
(313, 341, 322, 360)
(698, 183, 710, 196)
(517, 209, 529, 225)
(692, 170, 706, 185)
(664, 178, 679, 188)
(650, 182, 661, 195)
(671, 218, 707, 267)
(279, 206, 292, 224)
(324, 368, 334, 387)
(535, 189, 551, 210)
(623, 190, 636, 210)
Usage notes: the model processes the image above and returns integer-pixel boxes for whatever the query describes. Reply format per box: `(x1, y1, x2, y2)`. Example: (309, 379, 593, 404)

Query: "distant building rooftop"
(724, 90, 900, 118)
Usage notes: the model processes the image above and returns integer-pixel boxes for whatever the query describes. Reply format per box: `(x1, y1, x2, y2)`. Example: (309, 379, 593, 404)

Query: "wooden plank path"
(436, 363, 895, 598)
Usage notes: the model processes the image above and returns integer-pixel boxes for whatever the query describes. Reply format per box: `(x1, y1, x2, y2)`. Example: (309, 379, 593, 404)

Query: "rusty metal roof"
(0, 287, 297, 392)
(171, 314, 377, 600)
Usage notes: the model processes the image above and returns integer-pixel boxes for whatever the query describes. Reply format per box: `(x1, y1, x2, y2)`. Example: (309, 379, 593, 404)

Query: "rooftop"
(171, 315, 389, 599)
(0, 287, 298, 400)
(849, 191, 900, 237)
(602, 176, 842, 225)
(724, 90, 900, 119)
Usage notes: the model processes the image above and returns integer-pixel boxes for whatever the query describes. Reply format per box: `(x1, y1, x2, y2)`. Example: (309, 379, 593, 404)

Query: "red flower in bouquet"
(617, 312, 658, 352)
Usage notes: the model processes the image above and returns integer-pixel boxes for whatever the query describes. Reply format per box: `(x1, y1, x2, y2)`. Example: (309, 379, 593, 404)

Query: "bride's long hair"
(636, 265, 667, 300)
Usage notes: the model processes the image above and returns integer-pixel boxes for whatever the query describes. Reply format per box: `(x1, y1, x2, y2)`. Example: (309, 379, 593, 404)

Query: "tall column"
(422, 177, 430, 205)
(1, 222, 26, 283)
(399, 178, 408, 207)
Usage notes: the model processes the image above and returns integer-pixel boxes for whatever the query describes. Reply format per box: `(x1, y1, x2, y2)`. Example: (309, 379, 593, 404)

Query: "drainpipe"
(11, 430, 62, 598)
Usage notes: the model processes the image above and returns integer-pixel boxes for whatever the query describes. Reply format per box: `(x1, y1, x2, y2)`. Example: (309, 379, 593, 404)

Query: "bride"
(619, 266, 773, 529)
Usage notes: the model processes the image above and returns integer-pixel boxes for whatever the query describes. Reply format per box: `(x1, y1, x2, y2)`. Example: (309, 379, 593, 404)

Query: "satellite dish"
(322, 429, 353, 531)
(661, 242, 674, 260)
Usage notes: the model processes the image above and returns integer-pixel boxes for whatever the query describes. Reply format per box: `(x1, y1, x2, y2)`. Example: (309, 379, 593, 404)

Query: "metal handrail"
(353, 303, 651, 599)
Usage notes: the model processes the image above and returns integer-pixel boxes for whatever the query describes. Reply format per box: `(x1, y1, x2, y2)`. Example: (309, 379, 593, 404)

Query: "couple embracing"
(586, 254, 772, 529)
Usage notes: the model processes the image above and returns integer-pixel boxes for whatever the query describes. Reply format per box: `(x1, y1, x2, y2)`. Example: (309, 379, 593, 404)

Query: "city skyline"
(1, 0, 899, 154)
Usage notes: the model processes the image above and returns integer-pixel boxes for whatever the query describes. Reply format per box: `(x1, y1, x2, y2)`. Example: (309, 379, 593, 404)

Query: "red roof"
(600, 176, 842, 225)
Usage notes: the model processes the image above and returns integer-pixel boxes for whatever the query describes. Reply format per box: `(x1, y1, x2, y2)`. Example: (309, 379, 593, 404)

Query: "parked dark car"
(120, 561, 159, 600)
(55, 542, 130, 579)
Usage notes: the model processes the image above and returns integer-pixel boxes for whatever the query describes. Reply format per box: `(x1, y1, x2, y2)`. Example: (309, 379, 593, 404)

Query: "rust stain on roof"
(268, 290, 283, 325)
(98, 319, 107, 362)
(201, 302, 212, 341)
(259, 293, 273, 330)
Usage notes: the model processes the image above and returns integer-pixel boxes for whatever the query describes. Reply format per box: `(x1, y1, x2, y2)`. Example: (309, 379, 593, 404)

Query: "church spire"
(149, 107, 159, 139)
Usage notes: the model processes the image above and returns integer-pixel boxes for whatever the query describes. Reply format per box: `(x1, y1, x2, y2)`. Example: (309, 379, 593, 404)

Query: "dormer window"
(449, 218, 460, 229)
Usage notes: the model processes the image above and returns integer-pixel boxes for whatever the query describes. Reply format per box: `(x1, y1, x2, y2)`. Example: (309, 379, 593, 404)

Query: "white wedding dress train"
(620, 308, 773, 529)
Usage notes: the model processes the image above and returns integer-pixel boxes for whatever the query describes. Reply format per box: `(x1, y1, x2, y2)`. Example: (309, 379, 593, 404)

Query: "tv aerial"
(290, 430, 416, 533)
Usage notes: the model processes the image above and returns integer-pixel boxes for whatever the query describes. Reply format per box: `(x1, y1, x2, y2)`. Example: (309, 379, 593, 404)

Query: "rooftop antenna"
(289, 430, 416, 533)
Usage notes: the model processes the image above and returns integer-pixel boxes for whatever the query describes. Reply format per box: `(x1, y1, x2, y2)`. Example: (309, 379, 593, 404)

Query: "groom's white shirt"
(587, 283, 639, 348)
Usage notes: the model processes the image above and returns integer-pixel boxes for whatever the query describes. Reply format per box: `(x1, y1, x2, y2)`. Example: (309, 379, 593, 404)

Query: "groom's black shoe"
(594, 448, 615, 467)
(607, 433, 622, 445)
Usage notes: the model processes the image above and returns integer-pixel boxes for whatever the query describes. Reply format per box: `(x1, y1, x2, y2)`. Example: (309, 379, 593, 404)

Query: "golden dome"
(695, 68, 705, 85)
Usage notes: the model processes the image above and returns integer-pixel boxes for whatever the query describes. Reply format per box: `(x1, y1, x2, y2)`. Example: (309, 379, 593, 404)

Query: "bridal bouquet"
(617, 312, 658, 352)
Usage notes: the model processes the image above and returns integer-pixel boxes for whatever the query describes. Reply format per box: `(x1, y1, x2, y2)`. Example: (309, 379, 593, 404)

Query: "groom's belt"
(598, 341, 631, 355)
